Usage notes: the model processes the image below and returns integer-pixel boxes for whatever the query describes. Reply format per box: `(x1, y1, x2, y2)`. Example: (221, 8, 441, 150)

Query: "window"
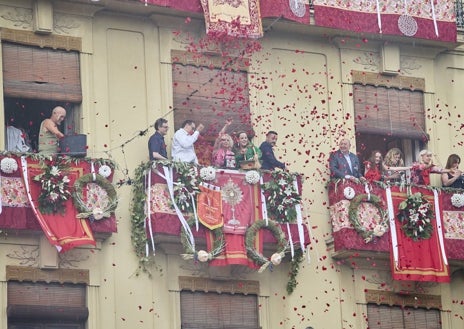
(367, 304, 441, 329)
(352, 71, 427, 165)
(180, 291, 260, 329)
(2, 42, 81, 152)
(172, 50, 252, 165)
(7, 281, 87, 329)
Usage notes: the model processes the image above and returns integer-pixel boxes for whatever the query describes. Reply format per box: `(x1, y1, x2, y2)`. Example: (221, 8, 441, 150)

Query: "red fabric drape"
(389, 187, 449, 282)
(25, 160, 96, 252)
(313, 3, 456, 43)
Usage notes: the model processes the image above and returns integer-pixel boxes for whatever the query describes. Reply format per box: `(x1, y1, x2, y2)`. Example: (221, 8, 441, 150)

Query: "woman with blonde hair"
(411, 149, 451, 186)
(382, 148, 409, 182)
(211, 119, 236, 168)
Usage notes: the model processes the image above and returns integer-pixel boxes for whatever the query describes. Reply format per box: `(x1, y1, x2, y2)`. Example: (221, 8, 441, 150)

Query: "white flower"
(278, 178, 286, 186)
(451, 193, 464, 208)
(245, 170, 260, 185)
(49, 192, 59, 201)
(0, 157, 18, 174)
(200, 166, 216, 181)
(62, 176, 70, 183)
(196, 250, 210, 262)
(50, 166, 60, 176)
(373, 224, 387, 237)
(98, 165, 112, 178)
(92, 207, 104, 220)
(270, 253, 282, 266)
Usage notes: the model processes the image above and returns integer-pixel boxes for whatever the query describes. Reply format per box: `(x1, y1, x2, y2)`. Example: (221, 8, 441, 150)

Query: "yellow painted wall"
(0, 0, 463, 328)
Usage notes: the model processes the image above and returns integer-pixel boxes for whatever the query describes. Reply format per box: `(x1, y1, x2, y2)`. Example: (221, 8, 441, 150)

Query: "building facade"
(0, 0, 463, 328)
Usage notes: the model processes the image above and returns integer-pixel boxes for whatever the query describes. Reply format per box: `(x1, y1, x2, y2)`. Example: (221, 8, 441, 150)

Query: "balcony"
(0, 153, 117, 251)
(328, 180, 464, 267)
(131, 161, 309, 283)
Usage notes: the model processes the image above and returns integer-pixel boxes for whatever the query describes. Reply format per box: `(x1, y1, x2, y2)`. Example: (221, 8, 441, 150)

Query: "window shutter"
(7, 281, 88, 321)
(367, 304, 441, 329)
(180, 291, 260, 329)
(353, 84, 426, 139)
(2, 42, 82, 103)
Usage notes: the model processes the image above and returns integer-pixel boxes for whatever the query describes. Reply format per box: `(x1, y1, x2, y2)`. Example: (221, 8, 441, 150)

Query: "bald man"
(329, 138, 365, 182)
(38, 106, 66, 154)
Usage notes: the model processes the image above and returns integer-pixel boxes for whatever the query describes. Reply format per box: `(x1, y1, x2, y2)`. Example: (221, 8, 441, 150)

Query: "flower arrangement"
(261, 171, 302, 223)
(33, 159, 71, 215)
(0, 157, 18, 174)
(245, 170, 260, 185)
(451, 193, 464, 208)
(200, 166, 216, 181)
(172, 162, 200, 213)
(397, 192, 434, 241)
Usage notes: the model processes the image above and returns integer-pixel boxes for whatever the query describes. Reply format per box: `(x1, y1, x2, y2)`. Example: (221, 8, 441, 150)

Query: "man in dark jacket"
(329, 138, 365, 182)
(260, 131, 286, 171)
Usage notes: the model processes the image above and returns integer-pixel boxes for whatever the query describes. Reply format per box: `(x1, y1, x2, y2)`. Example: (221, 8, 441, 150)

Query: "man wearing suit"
(329, 138, 365, 182)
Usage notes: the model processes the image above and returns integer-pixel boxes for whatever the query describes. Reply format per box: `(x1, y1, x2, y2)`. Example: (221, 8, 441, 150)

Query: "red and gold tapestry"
(197, 184, 224, 230)
(207, 170, 262, 267)
(313, 0, 456, 43)
(388, 187, 449, 282)
(23, 160, 96, 252)
(200, 0, 263, 38)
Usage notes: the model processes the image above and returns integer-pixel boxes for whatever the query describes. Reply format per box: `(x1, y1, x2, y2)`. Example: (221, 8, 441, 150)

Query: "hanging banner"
(200, 0, 263, 38)
(387, 187, 449, 282)
(313, 0, 456, 43)
(197, 184, 224, 230)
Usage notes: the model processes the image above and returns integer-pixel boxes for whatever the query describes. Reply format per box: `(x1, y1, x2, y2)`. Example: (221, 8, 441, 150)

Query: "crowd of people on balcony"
(329, 138, 463, 188)
(148, 118, 286, 171)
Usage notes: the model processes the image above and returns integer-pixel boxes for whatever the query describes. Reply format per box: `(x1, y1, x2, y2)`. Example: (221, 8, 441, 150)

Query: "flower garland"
(33, 159, 71, 215)
(348, 194, 388, 243)
(245, 219, 288, 273)
(261, 171, 301, 223)
(73, 173, 118, 221)
(245, 170, 260, 185)
(0, 157, 18, 174)
(397, 192, 434, 241)
(171, 162, 200, 213)
(200, 166, 216, 181)
(451, 193, 464, 208)
(180, 218, 225, 262)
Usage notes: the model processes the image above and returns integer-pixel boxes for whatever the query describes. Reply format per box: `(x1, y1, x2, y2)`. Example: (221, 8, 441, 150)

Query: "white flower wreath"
(200, 166, 216, 181)
(0, 158, 18, 174)
(451, 193, 464, 208)
(245, 170, 260, 185)
(98, 165, 112, 178)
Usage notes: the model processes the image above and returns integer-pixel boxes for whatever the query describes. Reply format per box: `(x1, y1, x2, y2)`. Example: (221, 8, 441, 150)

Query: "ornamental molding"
(59, 249, 90, 268)
(6, 265, 90, 284)
(53, 14, 80, 35)
(353, 52, 379, 71)
(351, 70, 425, 91)
(365, 289, 442, 310)
(400, 56, 422, 74)
(1, 27, 82, 51)
(179, 276, 259, 295)
(6, 246, 39, 266)
(0, 6, 32, 29)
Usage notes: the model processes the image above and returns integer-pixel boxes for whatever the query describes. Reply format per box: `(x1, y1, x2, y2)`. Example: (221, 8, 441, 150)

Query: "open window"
(353, 83, 427, 165)
(2, 42, 82, 152)
(172, 50, 252, 165)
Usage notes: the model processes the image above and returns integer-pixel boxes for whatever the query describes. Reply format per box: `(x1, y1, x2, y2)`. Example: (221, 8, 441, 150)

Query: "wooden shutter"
(2, 42, 82, 102)
(7, 281, 88, 321)
(172, 57, 253, 165)
(180, 291, 260, 329)
(353, 84, 426, 139)
(367, 304, 441, 329)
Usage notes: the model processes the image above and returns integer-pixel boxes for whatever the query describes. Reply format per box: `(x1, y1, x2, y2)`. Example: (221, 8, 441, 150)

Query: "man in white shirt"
(171, 120, 204, 163)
